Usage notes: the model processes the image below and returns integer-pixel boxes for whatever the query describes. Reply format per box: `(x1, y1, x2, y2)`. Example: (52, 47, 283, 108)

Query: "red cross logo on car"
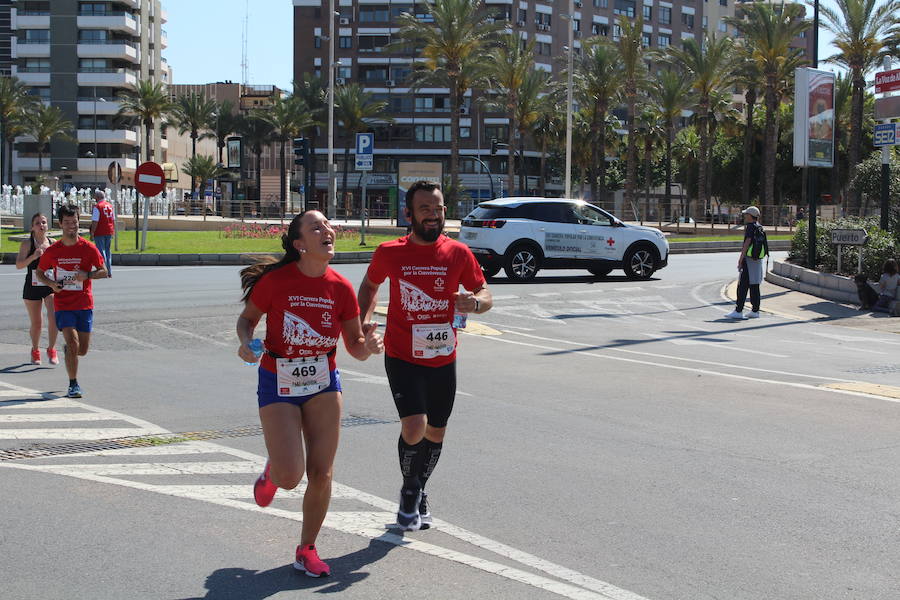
(606, 237, 615, 247)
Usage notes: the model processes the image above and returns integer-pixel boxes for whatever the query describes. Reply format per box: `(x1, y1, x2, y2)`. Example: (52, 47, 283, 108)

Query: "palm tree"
(664, 32, 735, 220)
(239, 113, 275, 212)
(182, 154, 226, 214)
(512, 69, 551, 194)
(167, 92, 217, 199)
(830, 73, 853, 208)
(207, 99, 241, 166)
(636, 109, 666, 221)
(333, 84, 390, 217)
(646, 68, 691, 221)
(0, 76, 37, 185)
(392, 0, 503, 205)
(819, 0, 900, 214)
(485, 34, 534, 194)
(292, 74, 328, 202)
(116, 79, 173, 162)
(574, 39, 625, 204)
(530, 93, 565, 197)
(24, 104, 73, 175)
(726, 1, 809, 208)
(615, 15, 649, 214)
(261, 95, 314, 215)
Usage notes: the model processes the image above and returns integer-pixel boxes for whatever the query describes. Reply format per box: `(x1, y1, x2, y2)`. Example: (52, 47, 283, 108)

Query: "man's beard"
(411, 214, 443, 242)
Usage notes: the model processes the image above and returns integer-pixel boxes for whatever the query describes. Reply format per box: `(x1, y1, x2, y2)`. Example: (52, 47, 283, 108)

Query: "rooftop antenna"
(241, 0, 249, 86)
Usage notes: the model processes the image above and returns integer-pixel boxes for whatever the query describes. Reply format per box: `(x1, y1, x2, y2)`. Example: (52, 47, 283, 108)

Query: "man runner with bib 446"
(357, 180, 492, 531)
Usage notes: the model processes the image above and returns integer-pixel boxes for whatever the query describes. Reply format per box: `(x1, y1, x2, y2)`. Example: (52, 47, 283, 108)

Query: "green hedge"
(789, 217, 898, 279)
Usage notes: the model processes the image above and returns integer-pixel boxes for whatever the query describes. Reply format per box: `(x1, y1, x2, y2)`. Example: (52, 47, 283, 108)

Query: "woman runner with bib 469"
(237, 210, 383, 577)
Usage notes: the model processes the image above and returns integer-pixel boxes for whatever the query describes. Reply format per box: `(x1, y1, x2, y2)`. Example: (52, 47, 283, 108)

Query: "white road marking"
(641, 333, 790, 358)
(490, 294, 521, 301)
(0, 428, 169, 440)
(0, 381, 650, 600)
(503, 330, 859, 383)
(530, 292, 562, 297)
(149, 321, 230, 346)
(809, 330, 900, 346)
(614, 287, 643, 292)
(0, 390, 46, 398)
(775, 338, 888, 356)
(92, 327, 161, 349)
(488, 331, 898, 403)
(0, 412, 127, 423)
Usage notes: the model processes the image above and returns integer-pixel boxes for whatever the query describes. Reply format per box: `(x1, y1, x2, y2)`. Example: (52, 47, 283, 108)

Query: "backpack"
(746, 223, 768, 259)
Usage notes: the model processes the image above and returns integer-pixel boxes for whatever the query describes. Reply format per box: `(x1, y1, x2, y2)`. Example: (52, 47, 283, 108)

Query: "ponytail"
(239, 211, 310, 302)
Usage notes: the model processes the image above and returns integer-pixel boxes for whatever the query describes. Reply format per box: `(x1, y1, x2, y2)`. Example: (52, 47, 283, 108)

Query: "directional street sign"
(873, 123, 899, 147)
(355, 132, 373, 171)
(875, 68, 900, 94)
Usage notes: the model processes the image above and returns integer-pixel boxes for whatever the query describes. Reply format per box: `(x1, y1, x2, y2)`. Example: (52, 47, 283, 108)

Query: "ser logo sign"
(873, 123, 898, 147)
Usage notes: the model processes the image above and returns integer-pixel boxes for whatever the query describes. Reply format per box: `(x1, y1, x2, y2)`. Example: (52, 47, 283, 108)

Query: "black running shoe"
(396, 486, 421, 531)
(419, 491, 432, 529)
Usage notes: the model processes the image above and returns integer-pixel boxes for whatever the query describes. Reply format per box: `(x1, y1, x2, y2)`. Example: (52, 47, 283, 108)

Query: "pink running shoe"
(294, 544, 330, 577)
(253, 461, 278, 507)
(30, 349, 41, 365)
(47, 348, 59, 365)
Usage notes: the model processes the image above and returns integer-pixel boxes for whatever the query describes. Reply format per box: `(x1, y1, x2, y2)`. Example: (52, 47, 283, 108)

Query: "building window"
(535, 13, 551, 26)
(339, 36, 352, 48)
(363, 67, 388, 81)
(29, 87, 51, 100)
(337, 66, 352, 79)
(612, 24, 622, 41)
(536, 42, 551, 55)
(391, 4, 414, 19)
(358, 35, 390, 52)
(79, 59, 111, 72)
(719, 0, 727, 5)
(719, 21, 728, 33)
(77, 29, 108, 43)
(592, 23, 609, 36)
(613, 0, 636, 18)
(22, 58, 50, 72)
(483, 125, 508, 144)
(314, 36, 321, 48)
(359, 5, 389, 21)
(681, 13, 694, 28)
(658, 33, 670, 47)
(80, 3, 109, 16)
(574, 18, 580, 31)
(518, 8, 527, 23)
(460, 127, 471, 139)
(415, 125, 451, 142)
(659, 6, 671, 24)
(593, 0, 608, 7)
(702, 16, 708, 29)
(23, 29, 50, 43)
(642, 33, 651, 47)
(642, 5, 652, 20)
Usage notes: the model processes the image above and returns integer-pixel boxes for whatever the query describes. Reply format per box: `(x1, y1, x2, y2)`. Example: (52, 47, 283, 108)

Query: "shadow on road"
(181, 537, 398, 599)
(486, 275, 660, 285)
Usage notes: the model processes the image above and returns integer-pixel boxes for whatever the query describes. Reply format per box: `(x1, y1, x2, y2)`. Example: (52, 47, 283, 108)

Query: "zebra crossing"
(0, 378, 649, 600)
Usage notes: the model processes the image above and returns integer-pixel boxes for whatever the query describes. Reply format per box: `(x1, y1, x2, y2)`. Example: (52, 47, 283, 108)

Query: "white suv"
(460, 198, 669, 281)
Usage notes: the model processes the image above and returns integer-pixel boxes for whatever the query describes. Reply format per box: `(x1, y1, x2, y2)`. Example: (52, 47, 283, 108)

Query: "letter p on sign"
(356, 133, 373, 154)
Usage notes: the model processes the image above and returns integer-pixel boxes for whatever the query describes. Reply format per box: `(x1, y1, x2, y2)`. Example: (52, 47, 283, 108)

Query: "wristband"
(473, 297, 480, 313)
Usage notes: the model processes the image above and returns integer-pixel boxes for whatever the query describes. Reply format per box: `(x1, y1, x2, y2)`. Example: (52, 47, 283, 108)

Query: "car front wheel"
(503, 244, 541, 281)
(481, 264, 501, 278)
(588, 265, 613, 278)
(623, 246, 657, 280)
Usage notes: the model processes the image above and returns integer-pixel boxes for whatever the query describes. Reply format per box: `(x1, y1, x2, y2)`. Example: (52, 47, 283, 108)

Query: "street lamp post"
(563, 3, 575, 199)
(807, 0, 819, 268)
(327, 1, 337, 218)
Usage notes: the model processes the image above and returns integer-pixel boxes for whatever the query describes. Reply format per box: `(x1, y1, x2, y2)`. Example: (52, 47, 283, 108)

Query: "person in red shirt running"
(237, 210, 383, 578)
(89, 190, 115, 277)
(37, 205, 107, 398)
(357, 180, 493, 531)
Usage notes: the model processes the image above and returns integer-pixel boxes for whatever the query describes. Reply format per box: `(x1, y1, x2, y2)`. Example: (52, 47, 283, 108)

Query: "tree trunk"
(0, 121, 7, 186)
(279, 138, 287, 216)
(539, 138, 547, 197)
(831, 122, 842, 209)
(341, 143, 351, 218)
(763, 80, 777, 209)
(517, 128, 526, 195)
(589, 105, 602, 203)
(741, 88, 756, 206)
(448, 75, 460, 206)
(507, 108, 516, 196)
(848, 70, 864, 215)
(597, 106, 608, 206)
(625, 88, 638, 212)
(308, 130, 318, 207)
(644, 140, 652, 221)
(665, 125, 673, 222)
(145, 120, 152, 162)
(255, 147, 262, 212)
(697, 99, 709, 221)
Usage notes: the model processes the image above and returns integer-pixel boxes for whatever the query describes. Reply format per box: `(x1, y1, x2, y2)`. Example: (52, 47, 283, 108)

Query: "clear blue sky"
(161, 0, 844, 91)
(164, 0, 294, 90)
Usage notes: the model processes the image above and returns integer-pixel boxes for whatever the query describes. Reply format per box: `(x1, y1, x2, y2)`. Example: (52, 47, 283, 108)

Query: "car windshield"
(467, 205, 517, 219)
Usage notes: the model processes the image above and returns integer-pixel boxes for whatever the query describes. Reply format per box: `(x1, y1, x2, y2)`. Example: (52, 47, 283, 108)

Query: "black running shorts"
(384, 354, 456, 428)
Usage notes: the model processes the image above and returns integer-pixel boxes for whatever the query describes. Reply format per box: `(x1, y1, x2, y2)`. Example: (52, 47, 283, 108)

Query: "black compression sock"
(398, 436, 422, 490)
(417, 438, 443, 488)
(69, 379, 77, 386)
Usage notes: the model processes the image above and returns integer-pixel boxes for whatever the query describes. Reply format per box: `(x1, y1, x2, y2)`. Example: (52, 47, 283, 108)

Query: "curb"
(767, 260, 900, 315)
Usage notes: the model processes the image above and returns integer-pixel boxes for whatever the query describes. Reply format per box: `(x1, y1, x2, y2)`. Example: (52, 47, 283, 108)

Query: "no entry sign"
(135, 161, 166, 197)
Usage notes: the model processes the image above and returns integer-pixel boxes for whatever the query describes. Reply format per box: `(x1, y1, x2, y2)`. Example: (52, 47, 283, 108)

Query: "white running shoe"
(724, 310, 747, 320)
(746, 311, 760, 319)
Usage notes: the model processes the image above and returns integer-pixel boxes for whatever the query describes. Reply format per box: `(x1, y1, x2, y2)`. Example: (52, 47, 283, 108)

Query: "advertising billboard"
(793, 68, 835, 168)
(397, 162, 443, 227)
(226, 137, 242, 169)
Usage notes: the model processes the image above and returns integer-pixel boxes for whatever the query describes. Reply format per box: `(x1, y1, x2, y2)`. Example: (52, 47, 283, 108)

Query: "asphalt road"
(2, 252, 900, 600)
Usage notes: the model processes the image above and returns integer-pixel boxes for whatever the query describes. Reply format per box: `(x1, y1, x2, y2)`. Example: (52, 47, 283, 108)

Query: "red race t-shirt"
(92, 201, 115, 236)
(366, 234, 485, 367)
(249, 263, 359, 373)
(38, 237, 104, 311)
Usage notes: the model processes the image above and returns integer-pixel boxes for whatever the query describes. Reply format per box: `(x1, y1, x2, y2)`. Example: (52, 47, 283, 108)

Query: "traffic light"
(490, 138, 498, 155)
(293, 137, 309, 168)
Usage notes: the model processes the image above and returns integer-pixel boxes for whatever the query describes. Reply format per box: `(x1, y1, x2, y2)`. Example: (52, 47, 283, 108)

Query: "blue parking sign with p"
(355, 133, 374, 170)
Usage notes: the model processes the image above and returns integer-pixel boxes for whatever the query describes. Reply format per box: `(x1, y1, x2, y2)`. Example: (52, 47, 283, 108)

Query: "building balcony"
(77, 14, 139, 35)
(77, 69, 138, 89)
(160, 30, 168, 49)
(77, 100, 122, 115)
(15, 71, 50, 85)
(116, 0, 141, 9)
(160, 8, 168, 23)
(77, 157, 138, 173)
(77, 129, 139, 145)
(13, 13, 50, 29)
(77, 41, 140, 63)
(15, 41, 50, 58)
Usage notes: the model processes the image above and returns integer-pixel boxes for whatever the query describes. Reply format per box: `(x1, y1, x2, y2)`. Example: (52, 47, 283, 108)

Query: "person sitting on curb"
(871, 259, 899, 315)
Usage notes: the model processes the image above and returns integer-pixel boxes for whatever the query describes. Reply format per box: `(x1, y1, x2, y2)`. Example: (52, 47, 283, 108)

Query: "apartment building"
(293, 0, 706, 210)
(7, 0, 168, 188)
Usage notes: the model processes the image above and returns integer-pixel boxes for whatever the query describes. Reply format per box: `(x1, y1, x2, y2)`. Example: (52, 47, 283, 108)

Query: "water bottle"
(245, 338, 263, 366)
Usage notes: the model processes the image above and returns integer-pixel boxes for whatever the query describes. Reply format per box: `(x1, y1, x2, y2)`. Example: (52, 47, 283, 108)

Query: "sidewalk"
(725, 280, 900, 335)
